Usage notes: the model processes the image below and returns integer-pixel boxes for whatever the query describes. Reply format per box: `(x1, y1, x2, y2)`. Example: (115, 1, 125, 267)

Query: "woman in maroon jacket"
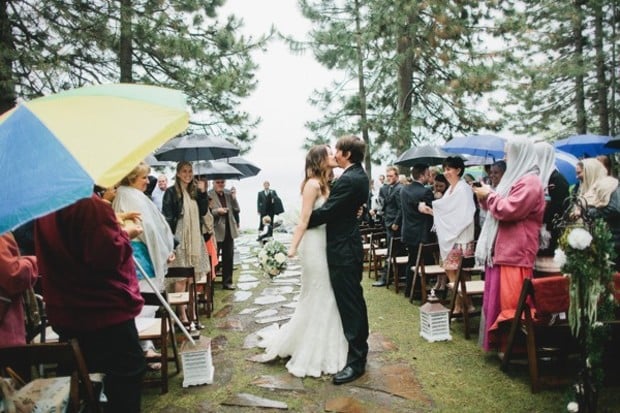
(35, 194, 146, 413)
(0, 232, 38, 347)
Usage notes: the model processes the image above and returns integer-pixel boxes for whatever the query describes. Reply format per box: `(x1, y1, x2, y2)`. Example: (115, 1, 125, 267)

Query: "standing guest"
(597, 154, 613, 176)
(0, 233, 38, 347)
(400, 164, 434, 297)
(162, 161, 210, 327)
(209, 179, 240, 290)
(479, 161, 506, 230)
(474, 137, 545, 352)
(373, 166, 402, 287)
(421, 157, 476, 307)
(151, 174, 168, 212)
(534, 142, 570, 276)
(113, 162, 176, 364)
(257, 181, 282, 231)
(433, 173, 449, 199)
(35, 194, 146, 413)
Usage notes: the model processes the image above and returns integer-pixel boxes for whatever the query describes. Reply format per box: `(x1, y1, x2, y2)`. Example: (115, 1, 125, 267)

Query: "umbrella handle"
(133, 258, 196, 345)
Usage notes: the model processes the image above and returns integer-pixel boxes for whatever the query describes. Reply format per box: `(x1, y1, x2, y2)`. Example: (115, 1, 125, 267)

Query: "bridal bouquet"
(258, 239, 288, 278)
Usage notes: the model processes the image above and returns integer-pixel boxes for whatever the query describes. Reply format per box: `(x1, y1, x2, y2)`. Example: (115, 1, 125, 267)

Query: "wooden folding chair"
(165, 266, 199, 328)
(0, 339, 101, 413)
(499, 276, 579, 392)
(447, 255, 485, 339)
(387, 237, 408, 293)
(138, 291, 181, 394)
(369, 231, 388, 280)
(409, 243, 445, 303)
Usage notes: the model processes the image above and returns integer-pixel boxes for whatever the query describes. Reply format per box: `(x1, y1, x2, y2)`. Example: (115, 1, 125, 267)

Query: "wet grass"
(141, 233, 620, 412)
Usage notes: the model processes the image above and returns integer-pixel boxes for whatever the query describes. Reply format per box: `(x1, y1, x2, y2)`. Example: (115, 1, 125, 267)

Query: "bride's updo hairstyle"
(301, 144, 332, 196)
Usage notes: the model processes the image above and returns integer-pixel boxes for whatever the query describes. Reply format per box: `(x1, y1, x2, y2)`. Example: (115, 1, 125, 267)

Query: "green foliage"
(297, 0, 500, 166)
(2, 0, 270, 148)
(557, 218, 617, 389)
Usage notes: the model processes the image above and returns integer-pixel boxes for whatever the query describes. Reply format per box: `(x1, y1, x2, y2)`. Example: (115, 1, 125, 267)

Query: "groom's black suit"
(308, 163, 369, 374)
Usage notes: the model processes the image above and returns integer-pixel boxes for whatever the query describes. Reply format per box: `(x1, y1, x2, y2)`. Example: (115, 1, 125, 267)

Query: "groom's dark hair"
(336, 135, 366, 164)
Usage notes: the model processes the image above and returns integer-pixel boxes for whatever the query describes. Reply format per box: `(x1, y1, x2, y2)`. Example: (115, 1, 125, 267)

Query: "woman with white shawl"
(423, 156, 476, 312)
(113, 161, 176, 365)
(534, 142, 570, 275)
(473, 137, 545, 352)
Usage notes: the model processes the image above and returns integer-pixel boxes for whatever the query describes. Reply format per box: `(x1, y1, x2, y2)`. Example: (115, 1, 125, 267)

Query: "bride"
(259, 144, 347, 377)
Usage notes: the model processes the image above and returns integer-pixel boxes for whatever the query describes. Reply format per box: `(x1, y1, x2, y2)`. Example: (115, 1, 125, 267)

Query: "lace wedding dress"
(260, 197, 347, 377)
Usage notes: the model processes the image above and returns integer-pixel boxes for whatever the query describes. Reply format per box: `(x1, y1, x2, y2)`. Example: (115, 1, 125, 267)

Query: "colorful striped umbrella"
(0, 83, 189, 233)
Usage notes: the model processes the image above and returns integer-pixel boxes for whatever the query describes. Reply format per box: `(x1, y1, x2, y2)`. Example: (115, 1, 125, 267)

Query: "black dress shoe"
(372, 280, 387, 287)
(223, 284, 236, 290)
(332, 366, 364, 385)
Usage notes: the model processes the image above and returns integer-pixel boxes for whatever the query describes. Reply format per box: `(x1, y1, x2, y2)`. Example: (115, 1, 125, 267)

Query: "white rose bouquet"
(258, 239, 288, 278)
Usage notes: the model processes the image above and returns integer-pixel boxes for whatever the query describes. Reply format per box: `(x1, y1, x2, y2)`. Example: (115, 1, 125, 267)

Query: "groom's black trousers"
(329, 262, 369, 373)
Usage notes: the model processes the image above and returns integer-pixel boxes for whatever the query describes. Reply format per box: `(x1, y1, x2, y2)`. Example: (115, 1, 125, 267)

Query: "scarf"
(534, 141, 556, 191)
(112, 185, 174, 288)
(432, 179, 476, 260)
(579, 158, 618, 208)
(180, 188, 203, 266)
(475, 137, 540, 266)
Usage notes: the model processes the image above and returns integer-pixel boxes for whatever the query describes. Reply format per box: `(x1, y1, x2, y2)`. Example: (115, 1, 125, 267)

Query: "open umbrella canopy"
(154, 133, 240, 162)
(225, 156, 261, 177)
(555, 150, 579, 186)
(442, 134, 506, 160)
(463, 154, 497, 166)
(144, 154, 173, 168)
(394, 145, 450, 167)
(553, 134, 615, 157)
(194, 160, 244, 180)
(0, 83, 189, 234)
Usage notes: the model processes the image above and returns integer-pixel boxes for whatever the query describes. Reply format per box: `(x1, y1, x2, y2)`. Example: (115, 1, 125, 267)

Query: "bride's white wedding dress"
(259, 197, 347, 377)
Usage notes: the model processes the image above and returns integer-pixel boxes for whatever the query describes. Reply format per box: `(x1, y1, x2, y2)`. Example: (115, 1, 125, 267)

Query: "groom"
(308, 135, 370, 384)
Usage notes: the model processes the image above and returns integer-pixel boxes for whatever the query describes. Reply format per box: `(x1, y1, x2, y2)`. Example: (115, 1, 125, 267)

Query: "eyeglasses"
(214, 180, 224, 184)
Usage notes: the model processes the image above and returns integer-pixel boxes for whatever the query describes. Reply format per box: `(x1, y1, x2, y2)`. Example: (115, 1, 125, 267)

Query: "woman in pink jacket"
(473, 137, 545, 352)
(0, 232, 38, 347)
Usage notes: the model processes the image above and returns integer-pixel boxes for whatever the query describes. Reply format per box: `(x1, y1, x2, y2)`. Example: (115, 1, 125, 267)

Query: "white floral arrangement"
(258, 239, 288, 278)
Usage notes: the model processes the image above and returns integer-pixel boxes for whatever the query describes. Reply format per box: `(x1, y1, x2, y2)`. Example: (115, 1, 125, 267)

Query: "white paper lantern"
(420, 290, 452, 342)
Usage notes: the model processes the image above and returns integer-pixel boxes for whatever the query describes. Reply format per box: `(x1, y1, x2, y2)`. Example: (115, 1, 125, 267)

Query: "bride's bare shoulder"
(303, 178, 321, 191)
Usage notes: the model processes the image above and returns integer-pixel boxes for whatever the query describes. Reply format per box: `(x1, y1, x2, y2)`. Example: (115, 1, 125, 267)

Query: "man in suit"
(373, 165, 403, 287)
(308, 135, 369, 385)
(209, 179, 240, 290)
(257, 181, 282, 231)
(400, 164, 434, 297)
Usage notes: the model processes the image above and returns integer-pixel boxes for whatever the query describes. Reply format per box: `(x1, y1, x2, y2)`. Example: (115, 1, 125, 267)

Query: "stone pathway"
(188, 232, 434, 412)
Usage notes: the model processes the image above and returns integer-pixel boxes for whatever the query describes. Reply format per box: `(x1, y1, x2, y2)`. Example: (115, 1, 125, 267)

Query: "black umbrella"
(395, 145, 450, 167)
(604, 136, 620, 149)
(226, 156, 261, 177)
(193, 160, 244, 180)
(144, 154, 173, 168)
(154, 133, 240, 162)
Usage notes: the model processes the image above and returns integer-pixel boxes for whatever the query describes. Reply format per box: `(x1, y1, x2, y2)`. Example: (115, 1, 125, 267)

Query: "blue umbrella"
(442, 134, 506, 160)
(555, 150, 579, 186)
(553, 134, 615, 158)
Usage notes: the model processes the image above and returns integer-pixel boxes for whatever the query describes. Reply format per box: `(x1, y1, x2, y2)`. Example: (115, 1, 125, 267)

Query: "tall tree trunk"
(119, 0, 133, 83)
(0, 0, 15, 114)
(396, 11, 414, 156)
(593, 0, 609, 135)
(573, 0, 587, 133)
(354, 0, 372, 177)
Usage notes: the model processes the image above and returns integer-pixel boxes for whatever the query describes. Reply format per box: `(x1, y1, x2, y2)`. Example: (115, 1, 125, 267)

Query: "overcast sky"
(217, 0, 339, 230)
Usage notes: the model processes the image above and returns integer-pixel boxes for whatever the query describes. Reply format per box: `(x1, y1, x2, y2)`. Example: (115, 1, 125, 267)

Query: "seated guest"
(35, 193, 146, 413)
(257, 215, 273, 245)
(0, 232, 38, 347)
